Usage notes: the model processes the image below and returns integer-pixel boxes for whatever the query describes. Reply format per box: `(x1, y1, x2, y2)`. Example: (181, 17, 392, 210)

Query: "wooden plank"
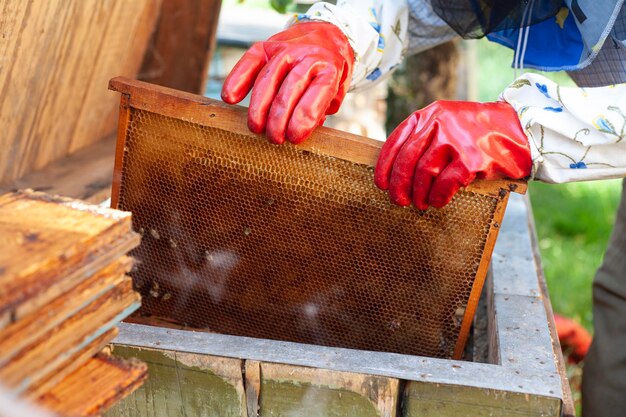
(0, 190, 139, 327)
(245, 361, 261, 417)
(105, 334, 561, 417)
(402, 381, 561, 417)
(114, 285, 563, 400)
(25, 327, 120, 399)
(490, 195, 565, 388)
(257, 362, 399, 417)
(470, 282, 489, 363)
(111, 93, 131, 209)
(0, 280, 140, 392)
(0, 233, 138, 331)
(108, 77, 527, 196)
(105, 345, 247, 417)
(138, 0, 222, 94)
(485, 271, 500, 365)
(107, 348, 398, 417)
(0, 134, 117, 204)
(68, 0, 161, 155)
(36, 353, 147, 417)
(0, 257, 131, 360)
(0, 0, 160, 185)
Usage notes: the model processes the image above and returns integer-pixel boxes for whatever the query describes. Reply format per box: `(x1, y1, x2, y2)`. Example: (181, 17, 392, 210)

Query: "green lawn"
(223, 0, 274, 8)
(474, 38, 575, 102)
(474, 38, 622, 332)
(529, 181, 621, 331)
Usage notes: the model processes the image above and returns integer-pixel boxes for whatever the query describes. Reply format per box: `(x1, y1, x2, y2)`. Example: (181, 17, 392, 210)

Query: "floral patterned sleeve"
(501, 73, 626, 184)
(286, 0, 409, 92)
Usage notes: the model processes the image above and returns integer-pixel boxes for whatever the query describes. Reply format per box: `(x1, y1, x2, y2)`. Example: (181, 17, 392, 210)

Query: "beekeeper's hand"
(221, 22, 354, 145)
(375, 101, 532, 210)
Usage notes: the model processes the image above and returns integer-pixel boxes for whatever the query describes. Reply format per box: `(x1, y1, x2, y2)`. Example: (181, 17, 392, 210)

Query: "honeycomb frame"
(109, 77, 526, 359)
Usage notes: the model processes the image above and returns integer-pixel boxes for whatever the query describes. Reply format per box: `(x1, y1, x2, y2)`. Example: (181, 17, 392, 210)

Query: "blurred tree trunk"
(386, 40, 460, 133)
(139, 0, 222, 94)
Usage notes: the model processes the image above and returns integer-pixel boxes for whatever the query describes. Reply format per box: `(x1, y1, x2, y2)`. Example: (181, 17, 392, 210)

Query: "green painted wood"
(104, 345, 246, 417)
(402, 381, 562, 417)
(255, 363, 399, 417)
(101, 344, 563, 417)
(259, 380, 385, 417)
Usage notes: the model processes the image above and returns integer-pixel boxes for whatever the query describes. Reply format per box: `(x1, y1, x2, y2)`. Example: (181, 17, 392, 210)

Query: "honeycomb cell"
(117, 108, 502, 359)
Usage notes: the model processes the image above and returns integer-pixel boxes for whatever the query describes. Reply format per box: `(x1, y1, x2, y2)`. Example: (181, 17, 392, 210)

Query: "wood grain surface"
(0, 191, 138, 327)
(108, 346, 247, 417)
(0, 0, 160, 185)
(0, 190, 145, 414)
(0, 279, 140, 391)
(0, 258, 131, 360)
(0, 134, 117, 204)
(37, 353, 147, 417)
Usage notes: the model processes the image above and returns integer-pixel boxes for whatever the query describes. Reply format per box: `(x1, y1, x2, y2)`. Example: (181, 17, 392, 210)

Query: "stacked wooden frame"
(0, 191, 147, 416)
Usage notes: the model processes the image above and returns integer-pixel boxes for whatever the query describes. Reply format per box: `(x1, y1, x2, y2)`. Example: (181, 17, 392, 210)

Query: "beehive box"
(104, 193, 571, 417)
(102, 78, 572, 417)
(108, 77, 526, 360)
(0, 0, 160, 186)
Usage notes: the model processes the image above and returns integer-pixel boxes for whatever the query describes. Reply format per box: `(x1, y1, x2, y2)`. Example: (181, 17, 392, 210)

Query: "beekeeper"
(221, 1, 626, 415)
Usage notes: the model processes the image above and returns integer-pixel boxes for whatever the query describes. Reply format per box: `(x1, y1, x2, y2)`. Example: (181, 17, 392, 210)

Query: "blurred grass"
(474, 37, 575, 102)
(222, 0, 275, 9)
(529, 181, 621, 331)
(474, 38, 622, 331)
(222, 0, 304, 12)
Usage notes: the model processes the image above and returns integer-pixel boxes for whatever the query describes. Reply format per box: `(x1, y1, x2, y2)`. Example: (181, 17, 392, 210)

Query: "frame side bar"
(111, 94, 131, 209)
(453, 192, 510, 359)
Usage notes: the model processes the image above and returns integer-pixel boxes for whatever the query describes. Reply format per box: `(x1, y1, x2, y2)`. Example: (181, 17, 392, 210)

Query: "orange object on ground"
(554, 313, 592, 364)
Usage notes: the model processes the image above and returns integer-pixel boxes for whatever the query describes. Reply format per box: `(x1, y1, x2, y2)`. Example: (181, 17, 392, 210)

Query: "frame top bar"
(109, 77, 527, 197)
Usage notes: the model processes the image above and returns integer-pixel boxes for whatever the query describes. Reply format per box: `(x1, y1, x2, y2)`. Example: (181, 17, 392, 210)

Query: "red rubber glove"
(374, 101, 532, 210)
(221, 22, 354, 145)
(554, 314, 592, 364)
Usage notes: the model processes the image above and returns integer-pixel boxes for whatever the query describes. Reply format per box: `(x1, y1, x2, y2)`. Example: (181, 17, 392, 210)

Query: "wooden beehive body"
(107, 193, 570, 417)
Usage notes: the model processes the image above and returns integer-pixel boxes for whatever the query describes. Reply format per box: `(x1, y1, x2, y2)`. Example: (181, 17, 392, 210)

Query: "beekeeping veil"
(430, 0, 565, 38)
